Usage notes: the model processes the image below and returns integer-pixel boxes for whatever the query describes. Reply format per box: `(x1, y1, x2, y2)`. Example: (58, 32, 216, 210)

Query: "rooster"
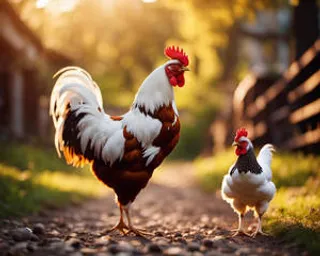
(50, 46, 189, 236)
(221, 128, 276, 237)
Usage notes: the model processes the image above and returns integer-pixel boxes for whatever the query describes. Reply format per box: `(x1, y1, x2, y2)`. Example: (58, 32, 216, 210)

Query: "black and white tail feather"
(50, 67, 125, 166)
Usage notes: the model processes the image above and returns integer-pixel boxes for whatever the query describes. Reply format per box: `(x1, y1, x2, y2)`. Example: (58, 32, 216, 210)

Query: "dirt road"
(0, 162, 304, 255)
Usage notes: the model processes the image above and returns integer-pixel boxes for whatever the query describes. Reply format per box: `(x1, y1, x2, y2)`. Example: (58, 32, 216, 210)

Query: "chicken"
(50, 46, 189, 236)
(221, 128, 276, 237)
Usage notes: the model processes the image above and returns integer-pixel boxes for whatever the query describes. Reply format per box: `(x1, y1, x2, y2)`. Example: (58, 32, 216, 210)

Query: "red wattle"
(235, 147, 247, 156)
(177, 74, 185, 87)
(169, 77, 178, 86)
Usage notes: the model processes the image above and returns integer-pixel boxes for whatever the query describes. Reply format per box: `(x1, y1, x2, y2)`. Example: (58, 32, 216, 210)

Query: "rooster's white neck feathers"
(132, 60, 179, 114)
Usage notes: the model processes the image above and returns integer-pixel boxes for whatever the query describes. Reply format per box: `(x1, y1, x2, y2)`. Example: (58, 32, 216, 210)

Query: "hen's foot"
(250, 229, 270, 238)
(104, 220, 129, 235)
(230, 229, 250, 237)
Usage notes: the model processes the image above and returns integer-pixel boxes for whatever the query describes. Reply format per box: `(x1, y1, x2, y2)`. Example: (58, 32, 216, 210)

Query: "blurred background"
(0, 0, 319, 157)
(0, 0, 319, 250)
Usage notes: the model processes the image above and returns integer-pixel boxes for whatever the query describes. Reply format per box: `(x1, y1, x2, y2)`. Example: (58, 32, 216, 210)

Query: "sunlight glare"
(36, 0, 49, 9)
(142, 0, 157, 3)
(36, 0, 79, 13)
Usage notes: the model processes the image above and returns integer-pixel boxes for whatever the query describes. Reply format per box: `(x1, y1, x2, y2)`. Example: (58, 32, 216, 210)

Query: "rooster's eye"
(168, 64, 181, 71)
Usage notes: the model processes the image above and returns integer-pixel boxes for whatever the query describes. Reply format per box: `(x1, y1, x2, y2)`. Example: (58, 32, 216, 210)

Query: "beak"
(232, 141, 239, 147)
(181, 67, 190, 72)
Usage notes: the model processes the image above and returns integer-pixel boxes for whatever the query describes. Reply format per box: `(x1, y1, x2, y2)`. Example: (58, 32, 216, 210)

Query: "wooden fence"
(233, 39, 320, 153)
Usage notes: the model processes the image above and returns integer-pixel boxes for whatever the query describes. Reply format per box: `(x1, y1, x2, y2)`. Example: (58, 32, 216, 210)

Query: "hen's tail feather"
(257, 144, 275, 167)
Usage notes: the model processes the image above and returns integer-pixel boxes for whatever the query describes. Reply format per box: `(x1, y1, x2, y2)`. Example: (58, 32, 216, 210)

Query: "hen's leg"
(104, 204, 129, 234)
(123, 205, 152, 237)
(251, 214, 269, 237)
(230, 200, 250, 236)
(251, 203, 269, 237)
(231, 213, 250, 236)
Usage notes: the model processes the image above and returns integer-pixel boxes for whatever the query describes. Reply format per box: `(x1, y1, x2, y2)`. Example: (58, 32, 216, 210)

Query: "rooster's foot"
(127, 226, 152, 238)
(104, 220, 129, 235)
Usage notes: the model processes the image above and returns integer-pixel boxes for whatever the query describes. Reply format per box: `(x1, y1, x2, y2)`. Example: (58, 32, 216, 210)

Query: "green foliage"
(272, 153, 320, 187)
(195, 150, 234, 191)
(170, 104, 220, 160)
(195, 150, 320, 255)
(170, 123, 204, 160)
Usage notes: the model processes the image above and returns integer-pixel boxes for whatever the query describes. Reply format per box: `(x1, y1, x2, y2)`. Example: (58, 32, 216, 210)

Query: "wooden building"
(0, 0, 71, 140)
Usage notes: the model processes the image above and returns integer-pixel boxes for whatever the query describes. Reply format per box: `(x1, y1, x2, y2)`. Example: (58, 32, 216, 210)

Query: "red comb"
(164, 46, 189, 66)
(235, 128, 248, 142)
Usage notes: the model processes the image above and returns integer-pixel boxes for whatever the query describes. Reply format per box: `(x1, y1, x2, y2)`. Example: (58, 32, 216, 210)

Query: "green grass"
(0, 142, 78, 173)
(0, 143, 107, 218)
(265, 178, 320, 255)
(195, 149, 320, 255)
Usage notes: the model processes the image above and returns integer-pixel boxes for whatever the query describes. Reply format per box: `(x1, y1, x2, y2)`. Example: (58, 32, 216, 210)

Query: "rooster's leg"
(231, 213, 250, 236)
(251, 214, 269, 238)
(123, 205, 152, 237)
(104, 204, 129, 235)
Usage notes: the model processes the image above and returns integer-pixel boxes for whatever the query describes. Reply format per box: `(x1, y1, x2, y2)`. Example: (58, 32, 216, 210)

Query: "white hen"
(221, 128, 276, 237)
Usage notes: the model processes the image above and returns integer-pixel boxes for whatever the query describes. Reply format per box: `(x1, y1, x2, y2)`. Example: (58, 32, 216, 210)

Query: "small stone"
(155, 237, 170, 247)
(49, 241, 65, 250)
(147, 243, 162, 253)
(69, 232, 78, 238)
(12, 228, 33, 242)
(155, 231, 164, 236)
(164, 246, 184, 255)
(69, 252, 84, 256)
(116, 253, 132, 256)
(118, 241, 134, 252)
(2, 219, 10, 225)
(188, 242, 200, 252)
(192, 252, 204, 256)
(219, 246, 237, 254)
(48, 237, 63, 243)
(12, 220, 23, 227)
(174, 232, 182, 237)
(107, 242, 134, 254)
(212, 236, 227, 248)
(0, 241, 10, 251)
(27, 242, 38, 252)
(32, 223, 45, 235)
(66, 238, 82, 249)
(30, 234, 39, 241)
(96, 253, 112, 256)
(9, 242, 28, 254)
(202, 239, 214, 248)
(194, 234, 204, 241)
(108, 244, 120, 254)
(235, 247, 252, 256)
(206, 251, 228, 256)
(95, 238, 111, 247)
(81, 247, 99, 254)
(175, 237, 187, 244)
(50, 229, 60, 236)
